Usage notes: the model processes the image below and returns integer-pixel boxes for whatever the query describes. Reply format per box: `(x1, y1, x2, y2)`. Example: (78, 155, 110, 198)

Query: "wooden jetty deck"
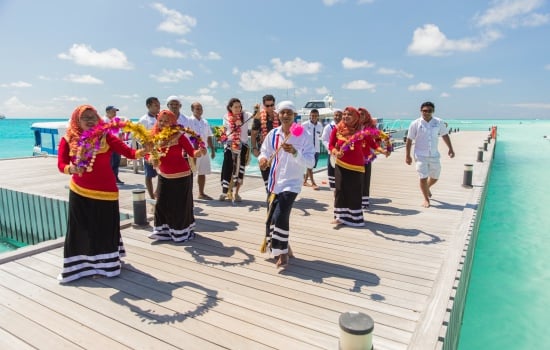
(0, 131, 494, 349)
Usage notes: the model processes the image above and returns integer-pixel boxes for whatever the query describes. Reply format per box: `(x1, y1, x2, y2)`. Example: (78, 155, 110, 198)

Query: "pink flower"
(290, 123, 304, 137)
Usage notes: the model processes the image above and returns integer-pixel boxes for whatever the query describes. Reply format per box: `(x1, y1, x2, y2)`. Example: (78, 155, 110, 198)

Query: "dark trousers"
(111, 152, 121, 177)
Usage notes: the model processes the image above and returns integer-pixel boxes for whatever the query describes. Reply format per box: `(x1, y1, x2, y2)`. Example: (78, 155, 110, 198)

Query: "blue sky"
(1, 0, 549, 120)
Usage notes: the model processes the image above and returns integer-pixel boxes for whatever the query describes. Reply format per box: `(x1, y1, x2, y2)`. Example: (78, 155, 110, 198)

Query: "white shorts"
(194, 152, 212, 176)
(415, 155, 441, 179)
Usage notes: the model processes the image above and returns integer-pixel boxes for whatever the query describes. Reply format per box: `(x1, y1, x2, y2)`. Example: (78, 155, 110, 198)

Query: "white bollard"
(339, 311, 374, 350)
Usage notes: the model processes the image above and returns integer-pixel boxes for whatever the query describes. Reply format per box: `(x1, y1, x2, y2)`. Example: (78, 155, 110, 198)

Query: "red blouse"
(57, 133, 139, 200)
(154, 132, 200, 178)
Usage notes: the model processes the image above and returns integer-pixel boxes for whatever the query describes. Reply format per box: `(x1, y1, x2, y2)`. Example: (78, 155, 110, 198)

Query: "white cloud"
(510, 103, 550, 109)
(232, 67, 240, 75)
(377, 67, 413, 78)
(151, 3, 197, 35)
(239, 69, 294, 91)
(407, 24, 501, 56)
(316, 86, 330, 95)
(294, 87, 309, 96)
(342, 57, 375, 69)
(179, 94, 220, 108)
(440, 92, 450, 98)
(408, 82, 432, 91)
(544, 64, 550, 70)
(2, 96, 61, 117)
(58, 44, 133, 69)
(63, 74, 103, 84)
(358, 0, 375, 4)
(453, 76, 502, 88)
(198, 88, 210, 94)
(52, 95, 87, 102)
(150, 69, 193, 83)
(342, 80, 376, 92)
(189, 49, 221, 60)
(271, 58, 322, 76)
(152, 47, 185, 58)
(208, 81, 219, 89)
(0, 81, 32, 88)
(323, 0, 344, 6)
(475, 0, 547, 27)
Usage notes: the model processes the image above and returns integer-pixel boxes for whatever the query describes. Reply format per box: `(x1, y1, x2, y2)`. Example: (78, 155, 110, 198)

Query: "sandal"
(234, 194, 242, 202)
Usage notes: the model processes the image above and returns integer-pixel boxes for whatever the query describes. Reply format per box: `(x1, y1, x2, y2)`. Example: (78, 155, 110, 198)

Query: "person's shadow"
(108, 263, 219, 324)
(184, 234, 255, 267)
(279, 258, 384, 299)
(293, 197, 330, 216)
(362, 221, 444, 245)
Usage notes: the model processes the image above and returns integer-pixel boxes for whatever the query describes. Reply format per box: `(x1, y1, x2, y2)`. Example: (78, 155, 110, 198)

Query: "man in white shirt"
(138, 97, 160, 199)
(406, 101, 455, 208)
(301, 109, 323, 190)
(166, 95, 189, 127)
(321, 109, 342, 190)
(187, 102, 216, 200)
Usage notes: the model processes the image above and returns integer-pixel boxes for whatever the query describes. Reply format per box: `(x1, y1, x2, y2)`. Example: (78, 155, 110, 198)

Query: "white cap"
(166, 95, 181, 104)
(333, 108, 342, 113)
(276, 100, 296, 113)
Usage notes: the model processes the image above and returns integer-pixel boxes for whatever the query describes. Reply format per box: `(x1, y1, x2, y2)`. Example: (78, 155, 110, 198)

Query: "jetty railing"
(0, 188, 68, 246)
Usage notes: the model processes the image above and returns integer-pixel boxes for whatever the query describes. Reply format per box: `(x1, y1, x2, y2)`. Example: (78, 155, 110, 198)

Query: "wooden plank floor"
(0, 131, 494, 349)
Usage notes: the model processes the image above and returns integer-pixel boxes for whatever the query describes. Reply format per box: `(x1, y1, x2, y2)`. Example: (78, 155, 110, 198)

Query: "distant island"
(0, 114, 6, 119)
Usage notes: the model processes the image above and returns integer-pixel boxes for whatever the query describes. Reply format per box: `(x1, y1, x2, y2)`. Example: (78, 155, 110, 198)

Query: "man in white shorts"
(405, 101, 455, 208)
(188, 102, 216, 200)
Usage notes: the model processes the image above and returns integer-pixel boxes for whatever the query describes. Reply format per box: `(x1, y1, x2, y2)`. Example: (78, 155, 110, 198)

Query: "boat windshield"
(304, 102, 326, 109)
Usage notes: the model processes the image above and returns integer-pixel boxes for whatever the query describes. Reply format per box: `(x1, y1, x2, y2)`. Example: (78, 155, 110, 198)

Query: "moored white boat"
(30, 121, 68, 155)
(296, 94, 337, 125)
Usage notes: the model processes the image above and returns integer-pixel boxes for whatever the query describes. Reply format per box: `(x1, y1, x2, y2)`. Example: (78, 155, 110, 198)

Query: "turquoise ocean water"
(1, 118, 550, 347)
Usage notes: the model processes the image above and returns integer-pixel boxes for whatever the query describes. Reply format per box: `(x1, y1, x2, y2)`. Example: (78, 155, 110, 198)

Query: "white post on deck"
(339, 311, 374, 350)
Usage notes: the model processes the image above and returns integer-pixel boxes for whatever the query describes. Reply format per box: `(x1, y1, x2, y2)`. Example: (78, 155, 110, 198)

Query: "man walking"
(405, 101, 455, 208)
(302, 109, 323, 190)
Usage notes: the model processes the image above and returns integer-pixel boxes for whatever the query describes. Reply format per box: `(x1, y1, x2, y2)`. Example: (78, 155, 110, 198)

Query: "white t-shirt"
(302, 120, 323, 153)
(407, 116, 448, 158)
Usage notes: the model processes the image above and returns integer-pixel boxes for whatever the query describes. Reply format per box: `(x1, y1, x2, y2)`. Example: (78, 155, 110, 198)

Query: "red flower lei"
(227, 112, 243, 151)
(260, 110, 279, 140)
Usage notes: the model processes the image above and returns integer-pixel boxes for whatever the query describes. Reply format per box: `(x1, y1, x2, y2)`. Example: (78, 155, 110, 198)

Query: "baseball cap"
(106, 105, 119, 112)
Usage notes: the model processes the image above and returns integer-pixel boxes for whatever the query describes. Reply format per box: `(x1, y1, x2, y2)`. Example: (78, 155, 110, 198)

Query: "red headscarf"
(358, 107, 375, 128)
(337, 106, 361, 138)
(151, 109, 177, 135)
(65, 104, 103, 156)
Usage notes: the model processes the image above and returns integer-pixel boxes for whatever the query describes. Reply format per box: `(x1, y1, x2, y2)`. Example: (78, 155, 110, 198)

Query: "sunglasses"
(264, 103, 275, 107)
(421, 109, 433, 113)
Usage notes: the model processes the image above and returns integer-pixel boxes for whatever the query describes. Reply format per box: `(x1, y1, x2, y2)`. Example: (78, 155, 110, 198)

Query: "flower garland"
(260, 110, 279, 140)
(150, 125, 205, 162)
(75, 119, 205, 171)
(226, 113, 243, 152)
(75, 118, 129, 171)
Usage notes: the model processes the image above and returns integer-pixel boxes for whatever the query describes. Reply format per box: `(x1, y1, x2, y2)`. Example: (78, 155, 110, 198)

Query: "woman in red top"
(148, 109, 206, 242)
(328, 107, 380, 227)
(358, 107, 390, 209)
(57, 104, 146, 283)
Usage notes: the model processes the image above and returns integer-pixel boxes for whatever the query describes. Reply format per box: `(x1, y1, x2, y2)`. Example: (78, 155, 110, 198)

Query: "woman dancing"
(148, 109, 206, 242)
(57, 104, 146, 283)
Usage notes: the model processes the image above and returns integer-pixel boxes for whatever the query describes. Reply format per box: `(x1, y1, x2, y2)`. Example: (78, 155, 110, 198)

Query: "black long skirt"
(151, 174, 195, 242)
(334, 165, 365, 226)
(58, 190, 125, 283)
